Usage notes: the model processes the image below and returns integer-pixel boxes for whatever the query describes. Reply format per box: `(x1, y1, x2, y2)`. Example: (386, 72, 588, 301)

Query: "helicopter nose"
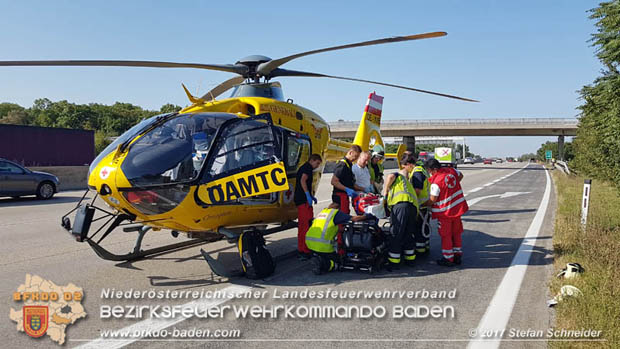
(87, 155, 123, 198)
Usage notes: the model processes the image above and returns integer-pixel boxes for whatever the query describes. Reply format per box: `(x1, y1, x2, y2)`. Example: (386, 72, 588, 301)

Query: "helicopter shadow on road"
(133, 236, 300, 289)
(247, 228, 554, 289)
(113, 237, 232, 270)
(462, 229, 553, 270)
(460, 208, 536, 225)
(0, 195, 87, 207)
(464, 208, 537, 217)
(114, 223, 553, 290)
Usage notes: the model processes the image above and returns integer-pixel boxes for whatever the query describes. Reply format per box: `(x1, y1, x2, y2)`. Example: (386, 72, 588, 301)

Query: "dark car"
(0, 159, 59, 199)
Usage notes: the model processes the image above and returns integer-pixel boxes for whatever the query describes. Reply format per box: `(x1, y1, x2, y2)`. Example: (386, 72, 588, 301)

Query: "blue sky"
(0, 1, 601, 157)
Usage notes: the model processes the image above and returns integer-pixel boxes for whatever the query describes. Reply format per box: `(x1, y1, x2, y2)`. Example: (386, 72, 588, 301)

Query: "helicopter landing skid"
(60, 190, 221, 262)
(87, 227, 214, 262)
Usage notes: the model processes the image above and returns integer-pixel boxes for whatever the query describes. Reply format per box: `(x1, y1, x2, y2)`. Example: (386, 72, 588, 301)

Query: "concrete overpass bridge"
(328, 118, 578, 160)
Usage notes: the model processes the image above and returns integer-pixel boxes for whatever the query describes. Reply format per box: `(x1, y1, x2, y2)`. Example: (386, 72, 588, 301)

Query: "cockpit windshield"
(88, 114, 162, 177)
(121, 113, 235, 187)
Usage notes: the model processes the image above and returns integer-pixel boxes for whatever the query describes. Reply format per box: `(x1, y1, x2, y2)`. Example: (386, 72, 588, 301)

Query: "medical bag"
(341, 219, 386, 273)
(352, 193, 381, 215)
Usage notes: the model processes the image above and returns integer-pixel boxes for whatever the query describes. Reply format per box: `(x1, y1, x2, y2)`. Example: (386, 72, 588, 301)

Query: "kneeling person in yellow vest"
(382, 153, 420, 269)
(306, 201, 371, 275)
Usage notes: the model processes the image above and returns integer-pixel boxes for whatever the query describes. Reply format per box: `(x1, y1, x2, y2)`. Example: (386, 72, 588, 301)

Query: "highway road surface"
(0, 161, 556, 348)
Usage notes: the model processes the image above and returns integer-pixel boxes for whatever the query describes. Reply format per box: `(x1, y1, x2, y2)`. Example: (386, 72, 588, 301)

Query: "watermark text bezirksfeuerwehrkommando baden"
(99, 287, 458, 320)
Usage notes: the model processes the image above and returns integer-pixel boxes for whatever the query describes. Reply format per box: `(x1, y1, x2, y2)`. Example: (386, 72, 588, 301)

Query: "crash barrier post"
(581, 179, 592, 230)
(555, 160, 571, 175)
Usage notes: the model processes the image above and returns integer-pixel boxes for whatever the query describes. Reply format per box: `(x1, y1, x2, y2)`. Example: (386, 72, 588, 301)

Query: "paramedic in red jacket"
(425, 159, 469, 266)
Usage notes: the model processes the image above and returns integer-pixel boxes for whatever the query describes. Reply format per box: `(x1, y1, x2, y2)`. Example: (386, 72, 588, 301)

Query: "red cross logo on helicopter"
(445, 174, 457, 189)
(99, 166, 114, 180)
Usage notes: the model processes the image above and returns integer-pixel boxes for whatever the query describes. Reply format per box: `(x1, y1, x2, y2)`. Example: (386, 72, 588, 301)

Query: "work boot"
(311, 256, 323, 275)
(386, 262, 400, 272)
(453, 255, 462, 265)
(417, 248, 429, 256)
(404, 256, 416, 266)
(436, 258, 455, 267)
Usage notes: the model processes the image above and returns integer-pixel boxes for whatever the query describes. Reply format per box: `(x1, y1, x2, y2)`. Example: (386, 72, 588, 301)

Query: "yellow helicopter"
(0, 32, 476, 272)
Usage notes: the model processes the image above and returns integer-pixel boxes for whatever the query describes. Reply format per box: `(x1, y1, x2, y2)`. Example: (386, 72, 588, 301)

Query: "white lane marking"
(75, 285, 251, 349)
(468, 187, 483, 194)
(467, 166, 551, 349)
(499, 191, 531, 198)
(466, 192, 531, 206)
(468, 163, 528, 192)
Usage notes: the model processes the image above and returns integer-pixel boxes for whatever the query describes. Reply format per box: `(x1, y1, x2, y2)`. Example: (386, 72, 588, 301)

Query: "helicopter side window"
(209, 120, 276, 178)
(285, 136, 310, 172)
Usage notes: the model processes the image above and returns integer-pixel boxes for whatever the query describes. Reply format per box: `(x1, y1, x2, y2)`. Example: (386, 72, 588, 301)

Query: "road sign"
(545, 150, 552, 160)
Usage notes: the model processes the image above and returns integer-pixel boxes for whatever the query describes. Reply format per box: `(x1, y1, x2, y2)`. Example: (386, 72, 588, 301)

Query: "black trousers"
(414, 208, 428, 252)
(388, 202, 416, 263)
(314, 252, 340, 272)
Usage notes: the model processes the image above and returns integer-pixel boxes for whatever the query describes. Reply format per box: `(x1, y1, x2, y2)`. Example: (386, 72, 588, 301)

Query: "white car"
(463, 157, 474, 164)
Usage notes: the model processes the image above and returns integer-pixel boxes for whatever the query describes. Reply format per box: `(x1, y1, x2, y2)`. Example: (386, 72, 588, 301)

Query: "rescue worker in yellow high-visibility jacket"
(306, 199, 370, 275)
(382, 152, 420, 269)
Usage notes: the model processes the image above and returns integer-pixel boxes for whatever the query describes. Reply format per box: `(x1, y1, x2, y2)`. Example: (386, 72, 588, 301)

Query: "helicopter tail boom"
(326, 92, 385, 160)
(353, 92, 384, 151)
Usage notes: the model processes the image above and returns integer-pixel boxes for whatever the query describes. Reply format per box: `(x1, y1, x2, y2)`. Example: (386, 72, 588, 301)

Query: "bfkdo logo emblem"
(10, 274, 87, 345)
(23, 306, 49, 338)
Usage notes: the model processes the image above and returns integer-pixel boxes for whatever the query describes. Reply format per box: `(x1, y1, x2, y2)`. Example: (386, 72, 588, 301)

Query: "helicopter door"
(196, 114, 287, 206)
(280, 131, 312, 205)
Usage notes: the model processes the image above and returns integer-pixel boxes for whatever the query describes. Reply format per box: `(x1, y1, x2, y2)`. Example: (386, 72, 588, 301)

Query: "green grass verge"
(550, 171, 620, 348)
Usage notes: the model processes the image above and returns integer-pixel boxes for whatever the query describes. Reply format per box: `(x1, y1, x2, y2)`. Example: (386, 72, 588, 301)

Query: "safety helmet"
(371, 144, 385, 159)
(556, 263, 585, 279)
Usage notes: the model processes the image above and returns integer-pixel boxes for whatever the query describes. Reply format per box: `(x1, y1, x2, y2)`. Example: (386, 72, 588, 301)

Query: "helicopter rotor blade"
(0, 60, 248, 75)
(257, 32, 447, 77)
(270, 68, 478, 102)
(199, 76, 246, 101)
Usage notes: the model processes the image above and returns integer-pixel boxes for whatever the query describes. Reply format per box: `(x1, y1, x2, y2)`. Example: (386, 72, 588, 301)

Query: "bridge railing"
(329, 118, 579, 128)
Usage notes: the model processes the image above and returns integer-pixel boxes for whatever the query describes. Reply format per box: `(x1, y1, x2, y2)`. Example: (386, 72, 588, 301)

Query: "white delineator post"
(581, 179, 592, 229)
(463, 137, 466, 159)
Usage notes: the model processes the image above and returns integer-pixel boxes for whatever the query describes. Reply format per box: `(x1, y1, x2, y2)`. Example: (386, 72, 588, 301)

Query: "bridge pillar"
(558, 135, 565, 161)
(403, 136, 415, 153)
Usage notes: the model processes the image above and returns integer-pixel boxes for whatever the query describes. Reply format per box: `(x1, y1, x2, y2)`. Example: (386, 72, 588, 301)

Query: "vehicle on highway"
(435, 146, 459, 168)
(463, 157, 474, 164)
(483, 158, 493, 165)
(1, 32, 477, 278)
(495, 158, 503, 163)
(0, 158, 59, 199)
(418, 151, 434, 162)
